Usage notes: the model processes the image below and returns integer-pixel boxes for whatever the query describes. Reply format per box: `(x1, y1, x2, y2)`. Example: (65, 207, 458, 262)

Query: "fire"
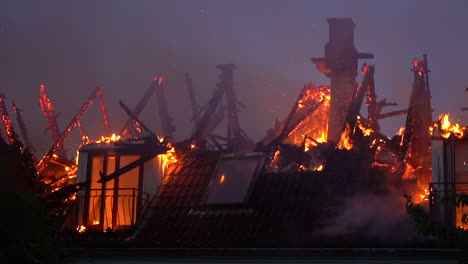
(92, 220, 100, 225)
(190, 142, 197, 150)
(436, 114, 464, 139)
(419, 188, 429, 201)
(77, 225, 86, 233)
(358, 122, 373, 136)
(401, 163, 416, 180)
(219, 174, 225, 184)
(337, 124, 353, 150)
(316, 164, 324, 171)
(95, 133, 122, 143)
(396, 127, 405, 136)
(286, 85, 330, 147)
(159, 142, 178, 173)
(412, 188, 430, 204)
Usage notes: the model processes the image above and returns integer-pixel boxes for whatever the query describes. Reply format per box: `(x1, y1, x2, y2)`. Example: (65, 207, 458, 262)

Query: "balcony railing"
(71, 188, 150, 233)
(429, 182, 468, 229)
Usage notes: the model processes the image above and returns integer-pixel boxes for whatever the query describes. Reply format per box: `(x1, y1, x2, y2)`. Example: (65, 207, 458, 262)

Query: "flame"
(337, 124, 353, 150)
(159, 142, 178, 174)
(412, 188, 430, 204)
(77, 225, 86, 233)
(358, 122, 373, 136)
(95, 133, 122, 144)
(396, 127, 405, 136)
(219, 174, 225, 184)
(437, 114, 464, 139)
(401, 163, 417, 180)
(92, 220, 100, 225)
(419, 188, 429, 201)
(315, 164, 324, 171)
(286, 85, 330, 147)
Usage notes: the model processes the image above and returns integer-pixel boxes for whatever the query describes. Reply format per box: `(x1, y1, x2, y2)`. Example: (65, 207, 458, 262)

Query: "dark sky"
(2, 0, 468, 156)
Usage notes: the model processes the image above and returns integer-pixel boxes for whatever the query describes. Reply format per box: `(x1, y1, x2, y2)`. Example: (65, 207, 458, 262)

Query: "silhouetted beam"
(217, 64, 241, 141)
(119, 100, 156, 138)
(346, 65, 374, 133)
(0, 94, 19, 145)
(39, 84, 67, 159)
(98, 153, 158, 184)
(185, 73, 200, 125)
(120, 78, 159, 135)
(97, 87, 111, 136)
(191, 85, 225, 142)
(154, 77, 175, 138)
(461, 107, 468, 111)
(12, 101, 34, 152)
(38, 87, 101, 171)
(376, 109, 409, 119)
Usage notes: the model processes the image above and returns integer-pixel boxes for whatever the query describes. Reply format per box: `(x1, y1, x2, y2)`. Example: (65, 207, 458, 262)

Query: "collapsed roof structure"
(1, 17, 467, 247)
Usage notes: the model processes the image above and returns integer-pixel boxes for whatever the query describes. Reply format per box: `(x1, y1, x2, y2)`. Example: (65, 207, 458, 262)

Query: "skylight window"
(205, 153, 264, 205)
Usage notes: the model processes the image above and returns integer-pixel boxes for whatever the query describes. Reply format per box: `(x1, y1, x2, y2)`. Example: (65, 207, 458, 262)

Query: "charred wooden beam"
(120, 78, 159, 136)
(263, 85, 324, 171)
(119, 100, 157, 138)
(217, 64, 242, 142)
(97, 87, 111, 136)
(12, 101, 34, 153)
(98, 153, 159, 183)
(154, 76, 176, 138)
(400, 55, 433, 187)
(376, 109, 409, 119)
(38, 87, 102, 171)
(190, 83, 225, 143)
(345, 64, 374, 134)
(0, 94, 20, 146)
(39, 84, 67, 159)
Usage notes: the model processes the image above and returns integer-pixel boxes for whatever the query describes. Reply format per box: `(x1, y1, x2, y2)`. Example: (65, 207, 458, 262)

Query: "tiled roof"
(136, 149, 363, 247)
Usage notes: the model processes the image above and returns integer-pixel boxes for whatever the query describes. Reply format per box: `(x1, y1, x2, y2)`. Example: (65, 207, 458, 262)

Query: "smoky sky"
(2, 0, 468, 156)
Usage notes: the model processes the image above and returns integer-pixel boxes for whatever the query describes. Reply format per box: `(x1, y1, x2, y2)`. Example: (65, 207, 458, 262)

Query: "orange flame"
(437, 114, 464, 139)
(159, 142, 178, 173)
(286, 85, 330, 147)
(77, 225, 86, 233)
(219, 174, 225, 184)
(337, 124, 353, 150)
(358, 122, 373, 136)
(95, 133, 122, 144)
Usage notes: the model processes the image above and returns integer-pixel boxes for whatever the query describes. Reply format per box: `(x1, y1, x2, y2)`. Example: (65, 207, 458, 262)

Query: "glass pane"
(103, 156, 116, 231)
(116, 155, 140, 227)
(88, 156, 103, 228)
(455, 142, 468, 174)
(206, 158, 260, 204)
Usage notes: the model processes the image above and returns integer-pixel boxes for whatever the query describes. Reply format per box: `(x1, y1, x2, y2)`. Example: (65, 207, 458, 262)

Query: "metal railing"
(72, 188, 150, 232)
(429, 182, 468, 229)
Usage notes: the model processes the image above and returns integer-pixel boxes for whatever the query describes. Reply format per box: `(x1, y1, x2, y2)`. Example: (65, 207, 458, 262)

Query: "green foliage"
(404, 194, 468, 247)
(0, 187, 60, 264)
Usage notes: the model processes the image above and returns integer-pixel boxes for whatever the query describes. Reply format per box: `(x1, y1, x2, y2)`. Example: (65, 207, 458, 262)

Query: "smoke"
(317, 192, 415, 242)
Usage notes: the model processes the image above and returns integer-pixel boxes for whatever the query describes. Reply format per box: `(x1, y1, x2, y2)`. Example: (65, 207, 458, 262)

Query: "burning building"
(2, 17, 463, 248)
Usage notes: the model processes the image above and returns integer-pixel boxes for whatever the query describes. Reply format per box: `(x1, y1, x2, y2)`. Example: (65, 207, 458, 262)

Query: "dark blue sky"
(2, 0, 468, 154)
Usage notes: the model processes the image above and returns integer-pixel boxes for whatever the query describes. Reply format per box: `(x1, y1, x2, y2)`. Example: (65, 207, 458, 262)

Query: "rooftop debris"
(2, 17, 466, 245)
